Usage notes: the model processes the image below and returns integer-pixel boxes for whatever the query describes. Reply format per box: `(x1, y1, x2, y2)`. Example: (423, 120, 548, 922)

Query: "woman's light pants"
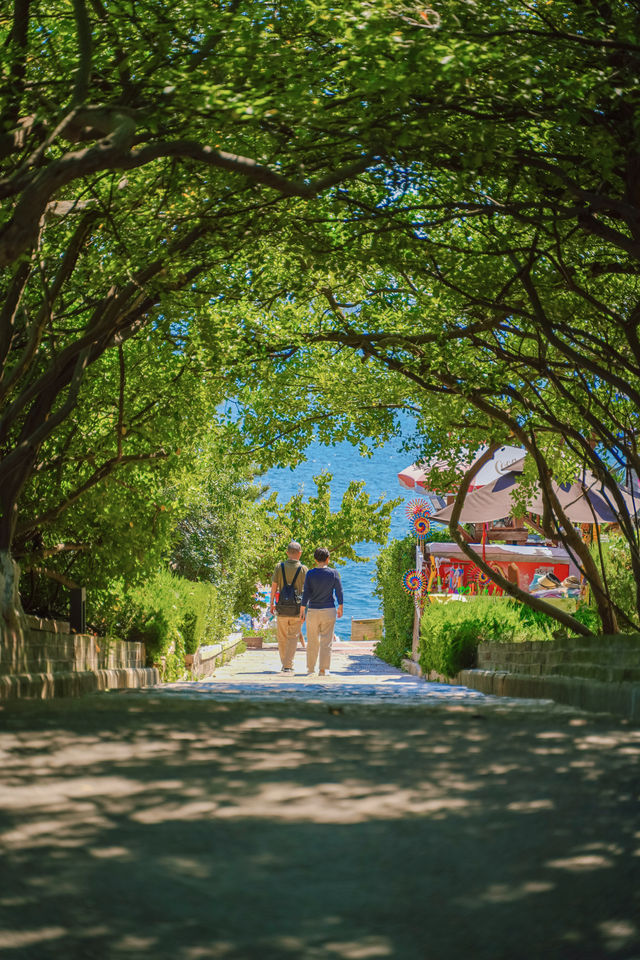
(306, 607, 336, 672)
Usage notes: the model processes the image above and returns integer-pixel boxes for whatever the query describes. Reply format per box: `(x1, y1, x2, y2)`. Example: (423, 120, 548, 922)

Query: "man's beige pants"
(277, 615, 301, 669)
(306, 607, 336, 672)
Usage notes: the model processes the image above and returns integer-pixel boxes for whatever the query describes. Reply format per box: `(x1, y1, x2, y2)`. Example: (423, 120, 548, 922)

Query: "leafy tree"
(172, 466, 402, 611)
(256, 471, 402, 582)
(0, 0, 428, 635)
(14, 327, 228, 620)
(169, 462, 271, 617)
(211, 0, 640, 636)
(5, 0, 640, 646)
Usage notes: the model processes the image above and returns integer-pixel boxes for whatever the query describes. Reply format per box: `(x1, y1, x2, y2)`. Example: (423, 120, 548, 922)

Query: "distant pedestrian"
(300, 547, 343, 676)
(269, 541, 308, 674)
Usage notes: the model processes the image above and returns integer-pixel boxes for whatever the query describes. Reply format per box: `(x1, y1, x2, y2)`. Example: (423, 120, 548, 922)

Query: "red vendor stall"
(422, 542, 579, 597)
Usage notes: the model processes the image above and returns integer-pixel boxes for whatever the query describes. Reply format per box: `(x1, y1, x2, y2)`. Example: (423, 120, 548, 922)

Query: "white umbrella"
(398, 445, 525, 494)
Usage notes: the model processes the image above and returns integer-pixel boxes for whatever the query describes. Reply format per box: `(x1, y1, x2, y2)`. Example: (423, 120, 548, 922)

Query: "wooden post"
(412, 539, 422, 660)
(70, 587, 86, 634)
(411, 601, 421, 661)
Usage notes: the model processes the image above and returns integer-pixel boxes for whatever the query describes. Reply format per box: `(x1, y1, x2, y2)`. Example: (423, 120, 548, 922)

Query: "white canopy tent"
(424, 540, 579, 573)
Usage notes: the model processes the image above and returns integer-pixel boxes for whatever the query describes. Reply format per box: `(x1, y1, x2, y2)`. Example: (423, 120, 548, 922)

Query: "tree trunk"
(448, 444, 597, 637)
(0, 551, 27, 644)
(534, 460, 619, 635)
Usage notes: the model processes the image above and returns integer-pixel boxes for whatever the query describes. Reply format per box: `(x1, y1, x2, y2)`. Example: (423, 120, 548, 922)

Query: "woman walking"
(300, 547, 343, 676)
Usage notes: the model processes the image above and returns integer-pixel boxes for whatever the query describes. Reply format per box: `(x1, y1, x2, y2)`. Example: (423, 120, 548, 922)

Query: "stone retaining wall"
(401, 633, 640, 720)
(0, 615, 158, 700)
(351, 618, 383, 643)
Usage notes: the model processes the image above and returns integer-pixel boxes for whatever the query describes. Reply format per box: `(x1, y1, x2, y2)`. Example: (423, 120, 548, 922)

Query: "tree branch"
(0, 259, 31, 371)
(0, 211, 99, 405)
(5, 0, 31, 126)
(447, 444, 595, 635)
(72, 0, 92, 105)
(0, 134, 374, 266)
(21, 566, 80, 590)
(16, 542, 89, 562)
(117, 343, 125, 459)
(16, 449, 170, 539)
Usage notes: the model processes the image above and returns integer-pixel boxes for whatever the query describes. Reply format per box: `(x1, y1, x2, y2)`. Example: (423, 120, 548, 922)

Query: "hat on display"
(538, 573, 561, 589)
(561, 575, 580, 587)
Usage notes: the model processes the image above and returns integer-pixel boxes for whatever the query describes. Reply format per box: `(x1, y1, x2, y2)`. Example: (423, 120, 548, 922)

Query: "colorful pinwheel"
(411, 515, 431, 538)
(406, 498, 432, 520)
(402, 569, 424, 595)
(475, 570, 491, 593)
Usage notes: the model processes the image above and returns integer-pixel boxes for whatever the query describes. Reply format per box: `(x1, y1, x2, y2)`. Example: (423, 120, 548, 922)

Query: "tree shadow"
(0, 696, 638, 959)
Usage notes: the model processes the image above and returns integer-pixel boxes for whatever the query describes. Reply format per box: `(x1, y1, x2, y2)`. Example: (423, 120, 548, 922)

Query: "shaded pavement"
(0, 646, 639, 959)
(158, 641, 540, 708)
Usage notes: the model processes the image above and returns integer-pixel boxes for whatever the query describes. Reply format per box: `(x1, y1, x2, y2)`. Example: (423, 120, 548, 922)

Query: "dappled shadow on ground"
(325, 658, 397, 678)
(0, 696, 638, 960)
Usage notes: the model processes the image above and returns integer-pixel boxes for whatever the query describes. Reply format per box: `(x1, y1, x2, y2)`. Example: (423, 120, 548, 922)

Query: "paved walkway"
(158, 642, 563, 712)
(2, 648, 639, 959)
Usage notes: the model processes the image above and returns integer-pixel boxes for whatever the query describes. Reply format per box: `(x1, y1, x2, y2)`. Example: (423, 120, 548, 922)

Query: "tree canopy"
(2, 0, 640, 638)
(206, 0, 640, 634)
(0, 0, 426, 561)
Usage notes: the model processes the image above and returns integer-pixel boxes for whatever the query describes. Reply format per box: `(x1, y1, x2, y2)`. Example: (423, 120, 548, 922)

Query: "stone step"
(479, 643, 640, 674)
(547, 663, 640, 683)
(0, 667, 159, 700)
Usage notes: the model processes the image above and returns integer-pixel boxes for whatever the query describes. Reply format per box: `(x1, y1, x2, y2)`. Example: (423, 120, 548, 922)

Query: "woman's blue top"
(301, 567, 344, 609)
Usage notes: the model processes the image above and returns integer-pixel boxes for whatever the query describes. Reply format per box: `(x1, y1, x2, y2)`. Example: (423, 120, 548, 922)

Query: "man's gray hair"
(287, 540, 302, 554)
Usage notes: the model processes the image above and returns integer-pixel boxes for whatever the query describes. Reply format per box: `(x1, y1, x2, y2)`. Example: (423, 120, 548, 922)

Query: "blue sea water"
(265, 429, 426, 639)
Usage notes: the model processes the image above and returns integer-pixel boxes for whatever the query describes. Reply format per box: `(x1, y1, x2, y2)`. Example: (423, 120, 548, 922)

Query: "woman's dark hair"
(314, 546, 330, 562)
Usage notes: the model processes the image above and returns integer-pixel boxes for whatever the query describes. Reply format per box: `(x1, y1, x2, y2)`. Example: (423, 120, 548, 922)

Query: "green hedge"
(374, 534, 417, 666)
(374, 529, 456, 667)
(110, 570, 233, 678)
(178, 579, 231, 653)
(418, 596, 560, 678)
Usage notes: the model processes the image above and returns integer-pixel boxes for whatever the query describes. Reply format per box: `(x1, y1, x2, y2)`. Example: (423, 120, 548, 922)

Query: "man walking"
(300, 547, 343, 676)
(269, 541, 308, 674)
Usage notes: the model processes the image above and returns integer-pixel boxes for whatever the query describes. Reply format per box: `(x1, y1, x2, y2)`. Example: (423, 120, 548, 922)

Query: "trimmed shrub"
(110, 569, 232, 669)
(177, 579, 231, 653)
(374, 528, 466, 666)
(374, 535, 417, 666)
(419, 596, 556, 678)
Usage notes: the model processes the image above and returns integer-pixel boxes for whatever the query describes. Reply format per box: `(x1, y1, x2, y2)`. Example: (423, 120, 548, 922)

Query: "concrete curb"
(186, 634, 246, 679)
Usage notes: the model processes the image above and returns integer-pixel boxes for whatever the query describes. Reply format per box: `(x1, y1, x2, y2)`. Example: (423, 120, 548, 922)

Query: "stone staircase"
(463, 633, 640, 719)
(477, 634, 640, 685)
(402, 634, 640, 719)
(0, 615, 159, 699)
